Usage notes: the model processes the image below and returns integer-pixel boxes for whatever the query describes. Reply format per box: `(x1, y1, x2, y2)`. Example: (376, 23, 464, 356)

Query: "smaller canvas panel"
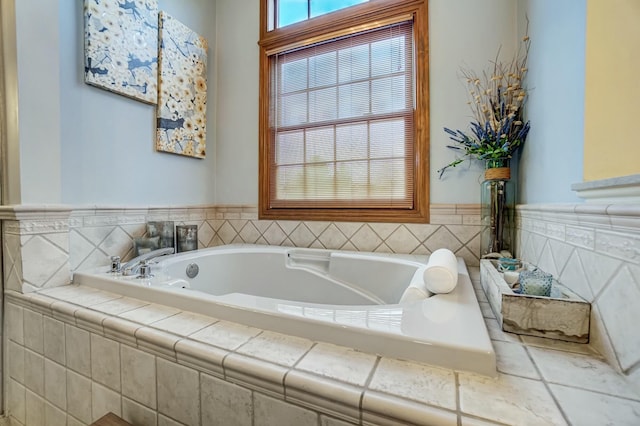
(156, 12, 208, 158)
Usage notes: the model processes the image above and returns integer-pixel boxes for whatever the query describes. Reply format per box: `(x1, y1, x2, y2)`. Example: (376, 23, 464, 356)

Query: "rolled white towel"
(423, 248, 459, 294)
(399, 270, 432, 303)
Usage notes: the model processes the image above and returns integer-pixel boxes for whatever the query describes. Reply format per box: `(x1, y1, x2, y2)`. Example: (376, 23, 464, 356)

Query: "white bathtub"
(73, 244, 496, 375)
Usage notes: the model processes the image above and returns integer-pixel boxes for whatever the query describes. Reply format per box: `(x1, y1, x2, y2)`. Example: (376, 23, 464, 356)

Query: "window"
(275, 0, 370, 29)
(259, 0, 429, 222)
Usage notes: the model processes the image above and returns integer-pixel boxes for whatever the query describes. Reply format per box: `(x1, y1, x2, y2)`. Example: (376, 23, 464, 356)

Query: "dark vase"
(480, 158, 515, 257)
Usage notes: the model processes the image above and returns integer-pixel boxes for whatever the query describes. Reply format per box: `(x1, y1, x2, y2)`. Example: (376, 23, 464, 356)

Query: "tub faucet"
(119, 247, 175, 276)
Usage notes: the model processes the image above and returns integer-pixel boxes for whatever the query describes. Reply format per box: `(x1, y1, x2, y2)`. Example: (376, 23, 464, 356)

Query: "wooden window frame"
(259, 0, 429, 223)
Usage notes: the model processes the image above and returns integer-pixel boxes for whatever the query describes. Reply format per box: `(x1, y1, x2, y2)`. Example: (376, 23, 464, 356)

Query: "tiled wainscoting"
(515, 204, 640, 389)
(1, 204, 482, 294)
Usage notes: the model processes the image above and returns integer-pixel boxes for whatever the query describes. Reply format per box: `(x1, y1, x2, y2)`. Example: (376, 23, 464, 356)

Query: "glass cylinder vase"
(480, 159, 516, 257)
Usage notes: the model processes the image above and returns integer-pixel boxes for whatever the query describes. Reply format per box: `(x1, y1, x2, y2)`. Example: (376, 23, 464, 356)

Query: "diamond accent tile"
(76, 249, 110, 271)
(577, 249, 622, 298)
(405, 224, 440, 243)
(559, 251, 593, 301)
(446, 225, 481, 244)
(518, 231, 531, 258)
(456, 247, 479, 267)
(217, 221, 238, 244)
(288, 224, 316, 248)
(22, 237, 68, 287)
(6, 267, 23, 293)
(466, 234, 481, 259)
(597, 267, 640, 371)
(277, 221, 300, 236)
(231, 235, 245, 244)
(45, 233, 70, 253)
(309, 240, 325, 249)
(281, 237, 294, 247)
(228, 220, 248, 233)
(120, 224, 146, 238)
(210, 220, 226, 232)
(385, 226, 420, 253)
(263, 223, 287, 245)
(238, 222, 261, 244)
(69, 231, 98, 270)
(99, 227, 132, 257)
(629, 264, 640, 291)
(78, 226, 113, 247)
(249, 220, 270, 235)
(547, 240, 575, 275)
(198, 222, 215, 247)
(374, 243, 392, 253)
(411, 244, 430, 255)
(317, 224, 347, 249)
(4, 233, 21, 263)
(44, 265, 72, 288)
(424, 227, 462, 253)
(536, 241, 559, 278)
(528, 233, 547, 265)
(210, 235, 224, 247)
(341, 241, 357, 252)
(350, 225, 382, 252)
(304, 221, 331, 237)
(334, 222, 364, 239)
(369, 223, 399, 240)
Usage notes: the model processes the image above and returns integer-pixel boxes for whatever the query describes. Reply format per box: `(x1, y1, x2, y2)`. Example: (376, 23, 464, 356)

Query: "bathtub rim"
(72, 244, 497, 376)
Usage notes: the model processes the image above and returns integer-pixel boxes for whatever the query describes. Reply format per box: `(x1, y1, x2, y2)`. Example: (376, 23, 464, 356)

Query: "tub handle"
(110, 256, 121, 273)
(137, 260, 153, 279)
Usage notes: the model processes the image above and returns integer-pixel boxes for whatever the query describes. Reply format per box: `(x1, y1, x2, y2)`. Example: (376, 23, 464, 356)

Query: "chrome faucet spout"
(120, 247, 175, 276)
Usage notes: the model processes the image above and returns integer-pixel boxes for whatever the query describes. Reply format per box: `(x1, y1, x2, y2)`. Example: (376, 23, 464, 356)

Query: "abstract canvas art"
(156, 12, 208, 158)
(84, 0, 158, 104)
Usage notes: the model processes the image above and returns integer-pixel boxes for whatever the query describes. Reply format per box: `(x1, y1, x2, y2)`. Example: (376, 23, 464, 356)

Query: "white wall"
(11, 0, 586, 207)
(214, 0, 259, 204)
(15, 0, 62, 204)
(212, 0, 519, 205)
(516, 0, 586, 204)
(428, 0, 517, 203)
(14, 0, 217, 205)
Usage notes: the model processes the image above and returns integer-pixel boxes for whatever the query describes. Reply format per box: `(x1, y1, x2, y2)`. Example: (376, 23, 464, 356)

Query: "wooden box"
(480, 259, 591, 343)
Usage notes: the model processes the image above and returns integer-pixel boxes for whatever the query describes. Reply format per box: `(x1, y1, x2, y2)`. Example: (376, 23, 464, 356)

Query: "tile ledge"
(572, 174, 640, 204)
(517, 203, 640, 218)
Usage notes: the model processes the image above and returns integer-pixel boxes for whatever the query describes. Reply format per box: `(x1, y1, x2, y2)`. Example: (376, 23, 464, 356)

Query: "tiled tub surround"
(516, 204, 640, 388)
(4, 271, 640, 426)
(72, 245, 496, 375)
(2, 203, 639, 423)
(0, 204, 483, 294)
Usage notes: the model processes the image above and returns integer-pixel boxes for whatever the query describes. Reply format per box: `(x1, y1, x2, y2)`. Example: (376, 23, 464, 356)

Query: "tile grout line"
(359, 356, 382, 425)
(523, 345, 570, 425)
(455, 372, 462, 426)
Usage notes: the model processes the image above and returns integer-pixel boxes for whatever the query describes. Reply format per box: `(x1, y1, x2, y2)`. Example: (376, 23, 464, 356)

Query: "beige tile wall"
(5, 301, 349, 426)
(2, 204, 483, 294)
(3, 202, 640, 385)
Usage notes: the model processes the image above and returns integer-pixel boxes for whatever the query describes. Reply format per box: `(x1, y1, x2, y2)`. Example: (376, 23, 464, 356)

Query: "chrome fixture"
(119, 247, 175, 276)
(137, 260, 153, 279)
(110, 256, 121, 273)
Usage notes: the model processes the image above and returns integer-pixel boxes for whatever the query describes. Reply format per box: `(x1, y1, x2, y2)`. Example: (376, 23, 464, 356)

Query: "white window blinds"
(269, 20, 415, 209)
